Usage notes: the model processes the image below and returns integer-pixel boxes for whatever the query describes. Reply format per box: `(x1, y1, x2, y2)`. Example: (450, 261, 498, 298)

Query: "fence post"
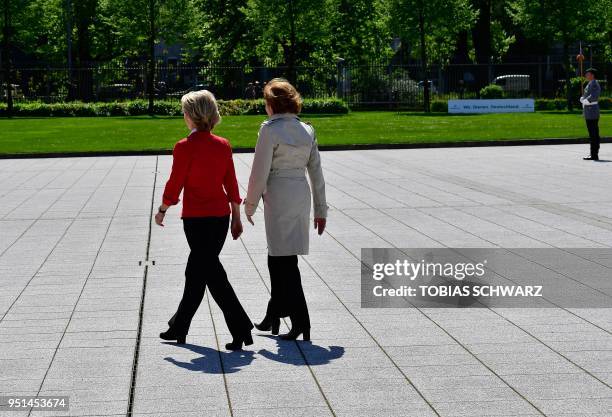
(537, 61, 542, 97)
(336, 58, 345, 101)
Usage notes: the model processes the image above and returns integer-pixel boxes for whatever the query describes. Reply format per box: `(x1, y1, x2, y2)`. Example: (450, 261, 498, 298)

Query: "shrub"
(430, 100, 448, 112)
(535, 99, 566, 111)
(0, 98, 348, 117)
(301, 98, 348, 114)
(535, 97, 610, 111)
(599, 97, 611, 109)
(479, 84, 504, 99)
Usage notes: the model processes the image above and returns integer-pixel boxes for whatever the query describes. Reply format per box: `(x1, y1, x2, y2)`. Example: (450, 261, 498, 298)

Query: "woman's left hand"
(231, 217, 243, 240)
(314, 218, 326, 235)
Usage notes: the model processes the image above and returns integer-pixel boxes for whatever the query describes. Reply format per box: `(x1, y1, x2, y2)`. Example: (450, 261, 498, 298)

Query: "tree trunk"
(472, 0, 491, 64)
(65, 0, 75, 101)
(418, 3, 429, 112)
(2, 0, 12, 116)
(287, 0, 297, 85)
(75, 0, 95, 101)
(472, 0, 491, 93)
(454, 30, 470, 64)
(147, 0, 156, 115)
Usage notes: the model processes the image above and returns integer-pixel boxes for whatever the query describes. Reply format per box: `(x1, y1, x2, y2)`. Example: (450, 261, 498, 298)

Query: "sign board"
(448, 99, 535, 114)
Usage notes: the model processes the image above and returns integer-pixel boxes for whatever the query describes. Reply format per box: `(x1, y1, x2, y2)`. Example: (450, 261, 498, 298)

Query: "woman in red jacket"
(155, 90, 253, 350)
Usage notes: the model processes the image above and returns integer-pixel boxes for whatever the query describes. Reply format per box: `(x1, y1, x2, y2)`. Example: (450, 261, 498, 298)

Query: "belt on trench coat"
(268, 168, 306, 178)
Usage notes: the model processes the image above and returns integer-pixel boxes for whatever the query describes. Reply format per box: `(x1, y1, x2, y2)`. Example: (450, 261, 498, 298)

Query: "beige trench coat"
(245, 113, 328, 256)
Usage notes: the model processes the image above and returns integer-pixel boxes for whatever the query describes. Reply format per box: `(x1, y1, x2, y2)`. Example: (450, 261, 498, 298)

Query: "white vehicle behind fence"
(493, 75, 530, 92)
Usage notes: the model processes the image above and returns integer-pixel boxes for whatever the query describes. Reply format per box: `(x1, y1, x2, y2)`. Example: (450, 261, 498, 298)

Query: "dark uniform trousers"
(586, 118, 600, 159)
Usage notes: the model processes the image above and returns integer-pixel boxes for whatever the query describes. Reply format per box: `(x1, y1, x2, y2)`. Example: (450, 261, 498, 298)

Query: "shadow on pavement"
(163, 342, 255, 374)
(162, 335, 345, 373)
(257, 334, 345, 366)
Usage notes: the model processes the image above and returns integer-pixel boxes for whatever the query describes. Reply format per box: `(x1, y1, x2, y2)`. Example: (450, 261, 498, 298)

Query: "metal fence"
(1, 61, 609, 109)
(0, 65, 336, 103)
(341, 62, 610, 109)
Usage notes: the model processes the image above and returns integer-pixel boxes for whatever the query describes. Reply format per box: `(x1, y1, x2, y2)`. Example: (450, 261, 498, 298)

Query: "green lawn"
(0, 111, 609, 155)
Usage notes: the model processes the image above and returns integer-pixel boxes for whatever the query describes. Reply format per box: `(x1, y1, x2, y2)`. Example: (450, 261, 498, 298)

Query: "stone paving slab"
(1, 144, 612, 416)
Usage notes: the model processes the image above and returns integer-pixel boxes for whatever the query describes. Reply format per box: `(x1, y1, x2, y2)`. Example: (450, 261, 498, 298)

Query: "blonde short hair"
(181, 90, 220, 131)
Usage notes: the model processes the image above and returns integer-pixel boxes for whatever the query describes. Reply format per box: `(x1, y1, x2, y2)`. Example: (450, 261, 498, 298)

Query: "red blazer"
(162, 131, 242, 218)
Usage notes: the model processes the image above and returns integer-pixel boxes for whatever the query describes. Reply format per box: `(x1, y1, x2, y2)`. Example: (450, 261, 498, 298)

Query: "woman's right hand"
(243, 201, 255, 225)
(155, 211, 165, 227)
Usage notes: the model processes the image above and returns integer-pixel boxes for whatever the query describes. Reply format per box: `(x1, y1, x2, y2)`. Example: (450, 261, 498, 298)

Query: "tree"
(331, 0, 390, 65)
(241, 0, 332, 84)
(184, 0, 255, 64)
(1, 0, 35, 114)
(101, 0, 191, 112)
(510, 0, 604, 109)
(71, 0, 97, 100)
(388, 0, 476, 111)
(465, 0, 515, 90)
(2, 0, 12, 115)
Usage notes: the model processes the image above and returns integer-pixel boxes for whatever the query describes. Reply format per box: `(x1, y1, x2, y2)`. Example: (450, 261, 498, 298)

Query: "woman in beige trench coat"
(244, 78, 328, 341)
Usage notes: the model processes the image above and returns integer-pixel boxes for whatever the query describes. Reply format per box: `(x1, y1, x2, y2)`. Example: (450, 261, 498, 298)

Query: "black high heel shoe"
(160, 330, 186, 344)
(225, 333, 254, 351)
(254, 317, 280, 335)
(280, 327, 310, 341)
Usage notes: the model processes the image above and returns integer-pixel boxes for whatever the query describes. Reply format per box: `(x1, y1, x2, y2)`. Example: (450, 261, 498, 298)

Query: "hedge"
(535, 97, 611, 111)
(431, 100, 448, 112)
(0, 98, 349, 117)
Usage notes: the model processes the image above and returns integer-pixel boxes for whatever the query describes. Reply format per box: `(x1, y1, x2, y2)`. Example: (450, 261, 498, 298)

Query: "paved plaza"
(1, 144, 612, 417)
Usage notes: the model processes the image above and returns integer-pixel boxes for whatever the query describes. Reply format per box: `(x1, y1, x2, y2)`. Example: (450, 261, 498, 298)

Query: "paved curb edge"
(1, 137, 610, 159)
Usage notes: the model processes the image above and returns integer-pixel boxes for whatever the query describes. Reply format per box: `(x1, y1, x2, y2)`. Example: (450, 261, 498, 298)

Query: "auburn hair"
(263, 78, 302, 114)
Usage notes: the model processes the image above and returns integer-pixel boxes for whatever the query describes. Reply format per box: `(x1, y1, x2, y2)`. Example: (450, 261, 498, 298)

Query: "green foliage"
(508, 0, 610, 64)
(331, 0, 391, 65)
(2, 0, 610, 101)
(241, 0, 333, 69)
(387, 0, 477, 65)
(0, 99, 348, 117)
(534, 98, 570, 111)
(300, 98, 349, 114)
(479, 84, 504, 99)
(430, 100, 448, 112)
(181, 0, 255, 62)
(534, 97, 611, 110)
(562, 77, 587, 98)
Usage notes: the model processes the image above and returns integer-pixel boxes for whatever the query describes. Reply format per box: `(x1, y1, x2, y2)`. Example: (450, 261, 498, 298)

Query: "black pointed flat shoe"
(225, 334, 254, 351)
(160, 330, 186, 344)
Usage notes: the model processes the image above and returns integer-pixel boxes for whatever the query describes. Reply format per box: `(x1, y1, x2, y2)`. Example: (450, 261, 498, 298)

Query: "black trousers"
(168, 216, 252, 338)
(264, 255, 310, 329)
(586, 118, 600, 158)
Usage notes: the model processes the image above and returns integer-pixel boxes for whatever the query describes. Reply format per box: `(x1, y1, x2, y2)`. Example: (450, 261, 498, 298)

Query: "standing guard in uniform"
(581, 68, 601, 161)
